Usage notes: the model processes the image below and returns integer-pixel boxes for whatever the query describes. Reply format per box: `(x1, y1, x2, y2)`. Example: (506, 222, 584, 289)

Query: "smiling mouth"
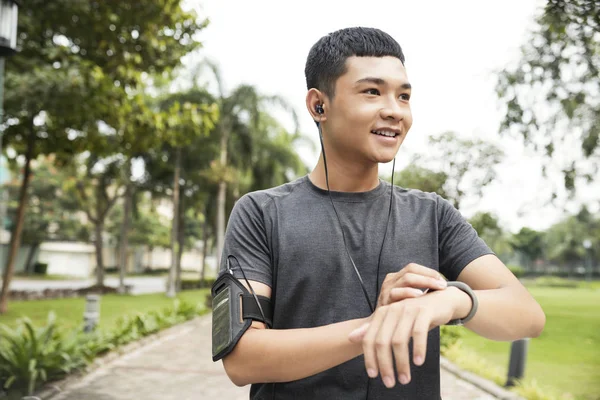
(371, 130, 399, 138)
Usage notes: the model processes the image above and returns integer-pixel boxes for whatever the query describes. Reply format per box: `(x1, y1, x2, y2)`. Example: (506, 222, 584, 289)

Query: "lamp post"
(0, 0, 19, 250)
(583, 239, 592, 282)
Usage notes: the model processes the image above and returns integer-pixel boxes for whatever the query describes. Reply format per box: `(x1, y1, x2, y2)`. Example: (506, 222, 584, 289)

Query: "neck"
(309, 153, 380, 192)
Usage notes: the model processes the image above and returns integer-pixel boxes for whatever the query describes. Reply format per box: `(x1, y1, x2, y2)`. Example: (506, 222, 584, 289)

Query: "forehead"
(336, 56, 409, 88)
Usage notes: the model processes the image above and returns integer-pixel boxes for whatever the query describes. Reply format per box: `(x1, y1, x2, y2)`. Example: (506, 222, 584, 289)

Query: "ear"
(306, 88, 327, 123)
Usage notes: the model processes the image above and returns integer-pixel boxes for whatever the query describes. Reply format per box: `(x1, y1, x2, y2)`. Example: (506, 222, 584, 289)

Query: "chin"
(373, 151, 400, 164)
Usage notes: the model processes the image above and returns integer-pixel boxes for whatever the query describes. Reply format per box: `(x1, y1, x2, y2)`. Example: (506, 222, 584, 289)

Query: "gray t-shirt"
(219, 175, 493, 400)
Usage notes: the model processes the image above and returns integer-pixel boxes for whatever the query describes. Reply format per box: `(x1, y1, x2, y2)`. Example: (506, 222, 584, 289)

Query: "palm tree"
(195, 59, 303, 267)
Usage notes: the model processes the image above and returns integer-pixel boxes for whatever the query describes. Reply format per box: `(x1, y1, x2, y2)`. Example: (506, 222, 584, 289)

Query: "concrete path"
(52, 315, 497, 400)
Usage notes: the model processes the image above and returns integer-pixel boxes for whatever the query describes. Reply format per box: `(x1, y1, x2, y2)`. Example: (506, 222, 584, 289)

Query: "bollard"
(505, 338, 529, 387)
(83, 294, 100, 333)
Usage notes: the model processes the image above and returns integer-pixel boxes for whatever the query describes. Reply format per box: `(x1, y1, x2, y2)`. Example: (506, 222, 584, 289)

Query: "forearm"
(449, 285, 546, 341)
(223, 317, 367, 386)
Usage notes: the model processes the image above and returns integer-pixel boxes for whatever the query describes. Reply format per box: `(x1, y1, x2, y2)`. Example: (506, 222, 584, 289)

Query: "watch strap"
(445, 281, 478, 326)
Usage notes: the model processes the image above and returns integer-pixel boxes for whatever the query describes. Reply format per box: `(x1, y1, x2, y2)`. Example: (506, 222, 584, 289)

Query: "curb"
(32, 317, 202, 400)
(440, 356, 524, 400)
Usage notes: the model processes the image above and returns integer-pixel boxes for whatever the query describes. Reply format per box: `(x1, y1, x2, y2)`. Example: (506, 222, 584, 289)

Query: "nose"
(379, 97, 406, 122)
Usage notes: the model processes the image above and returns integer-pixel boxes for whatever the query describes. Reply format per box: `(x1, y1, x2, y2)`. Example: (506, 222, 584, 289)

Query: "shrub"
(182, 278, 216, 290)
(529, 276, 579, 288)
(440, 325, 463, 352)
(104, 266, 119, 274)
(181, 279, 201, 290)
(507, 264, 525, 278)
(0, 299, 207, 397)
(141, 267, 170, 275)
(33, 263, 48, 275)
(0, 313, 88, 396)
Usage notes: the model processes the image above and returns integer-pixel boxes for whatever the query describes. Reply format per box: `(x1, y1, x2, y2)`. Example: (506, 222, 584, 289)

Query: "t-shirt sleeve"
(437, 196, 494, 281)
(218, 193, 273, 288)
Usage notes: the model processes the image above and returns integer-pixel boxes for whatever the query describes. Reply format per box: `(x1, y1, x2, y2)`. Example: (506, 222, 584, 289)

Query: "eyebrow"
(355, 77, 412, 90)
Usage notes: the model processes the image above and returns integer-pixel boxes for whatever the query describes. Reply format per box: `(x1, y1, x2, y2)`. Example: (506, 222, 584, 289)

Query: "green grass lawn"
(0, 289, 210, 332)
(456, 285, 600, 400)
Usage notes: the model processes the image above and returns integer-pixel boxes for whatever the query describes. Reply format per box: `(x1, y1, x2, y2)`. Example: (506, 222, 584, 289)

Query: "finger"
(399, 273, 447, 291)
(403, 263, 445, 281)
(388, 287, 424, 304)
(411, 309, 431, 368)
(379, 272, 401, 305)
(392, 305, 419, 385)
(374, 305, 403, 388)
(362, 306, 389, 380)
(348, 322, 370, 343)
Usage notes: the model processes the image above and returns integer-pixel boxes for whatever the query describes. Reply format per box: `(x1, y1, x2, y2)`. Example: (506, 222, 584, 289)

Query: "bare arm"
(349, 254, 546, 388)
(221, 280, 367, 387)
(452, 254, 546, 341)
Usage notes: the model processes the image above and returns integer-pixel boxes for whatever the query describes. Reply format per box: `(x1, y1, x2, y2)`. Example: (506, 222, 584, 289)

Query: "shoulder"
(391, 184, 460, 221)
(391, 184, 445, 207)
(234, 175, 309, 214)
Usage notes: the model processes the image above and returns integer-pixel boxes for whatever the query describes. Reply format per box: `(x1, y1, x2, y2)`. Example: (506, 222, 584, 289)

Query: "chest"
(269, 199, 440, 325)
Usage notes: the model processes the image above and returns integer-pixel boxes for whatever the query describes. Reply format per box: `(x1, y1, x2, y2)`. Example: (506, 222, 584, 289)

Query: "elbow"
(528, 304, 546, 338)
(223, 356, 250, 387)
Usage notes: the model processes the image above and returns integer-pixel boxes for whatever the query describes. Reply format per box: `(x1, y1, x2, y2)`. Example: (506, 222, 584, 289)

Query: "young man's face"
(325, 56, 413, 165)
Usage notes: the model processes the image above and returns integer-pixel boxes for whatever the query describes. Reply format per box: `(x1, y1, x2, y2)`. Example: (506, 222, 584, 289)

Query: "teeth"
(372, 130, 396, 137)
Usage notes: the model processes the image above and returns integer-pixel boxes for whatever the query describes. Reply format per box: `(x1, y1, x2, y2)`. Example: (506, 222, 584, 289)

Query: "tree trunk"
(216, 127, 229, 269)
(94, 220, 105, 287)
(166, 147, 181, 298)
(175, 197, 185, 292)
(200, 204, 209, 282)
(0, 129, 35, 314)
(118, 170, 132, 294)
(23, 242, 39, 275)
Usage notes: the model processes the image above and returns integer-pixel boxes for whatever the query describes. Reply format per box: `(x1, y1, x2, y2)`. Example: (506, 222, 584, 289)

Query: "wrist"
(446, 286, 472, 321)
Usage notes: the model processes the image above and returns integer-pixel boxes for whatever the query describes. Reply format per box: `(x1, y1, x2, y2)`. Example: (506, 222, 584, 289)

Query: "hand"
(348, 289, 457, 388)
(377, 263, 448, 308)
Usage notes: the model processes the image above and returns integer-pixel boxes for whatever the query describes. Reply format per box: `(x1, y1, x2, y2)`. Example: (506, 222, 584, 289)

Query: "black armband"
(211, 271, 272, 362)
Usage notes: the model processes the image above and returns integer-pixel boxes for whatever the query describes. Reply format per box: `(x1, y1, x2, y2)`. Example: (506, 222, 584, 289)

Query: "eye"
(399, 93, 411, 101)
(364, 88, 380, 95)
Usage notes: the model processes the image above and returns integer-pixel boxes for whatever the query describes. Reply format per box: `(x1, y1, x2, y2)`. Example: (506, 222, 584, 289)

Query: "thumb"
(348, 322, 370, 343)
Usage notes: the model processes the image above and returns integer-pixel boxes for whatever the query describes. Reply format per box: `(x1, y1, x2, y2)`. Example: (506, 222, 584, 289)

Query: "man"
(214, 27, 545, 399)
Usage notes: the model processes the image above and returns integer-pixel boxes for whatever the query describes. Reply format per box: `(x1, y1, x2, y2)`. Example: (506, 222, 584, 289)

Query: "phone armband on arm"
(211, 272, 272, 361)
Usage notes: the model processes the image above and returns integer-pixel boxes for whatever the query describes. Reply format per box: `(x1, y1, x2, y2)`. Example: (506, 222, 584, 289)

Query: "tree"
(510, 227, 544, 269)
(154, 92, 218, 297)
(496, 0, 599, 196)
(468, 211, 511, 260)
(0, 0, 208, 312)
(4, 156, 88, 274)
(544, 206, 600, 271)
(414, 132, 504, 210)
(195, 59, 301, 268)
(392, 165, 448, 198)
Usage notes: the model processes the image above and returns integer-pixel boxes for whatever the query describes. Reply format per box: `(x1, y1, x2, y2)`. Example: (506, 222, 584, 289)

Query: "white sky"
(184, 0, 599, 233)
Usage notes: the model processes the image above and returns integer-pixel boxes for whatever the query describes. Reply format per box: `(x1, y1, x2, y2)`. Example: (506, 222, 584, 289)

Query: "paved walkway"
(53, 315, 496, 400)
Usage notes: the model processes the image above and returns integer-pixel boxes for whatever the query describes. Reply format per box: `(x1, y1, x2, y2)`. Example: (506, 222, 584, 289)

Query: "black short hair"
(305, 27, 405, 98)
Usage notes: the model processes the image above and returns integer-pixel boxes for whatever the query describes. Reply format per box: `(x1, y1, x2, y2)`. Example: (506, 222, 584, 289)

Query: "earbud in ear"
(315, 104, 324, 115)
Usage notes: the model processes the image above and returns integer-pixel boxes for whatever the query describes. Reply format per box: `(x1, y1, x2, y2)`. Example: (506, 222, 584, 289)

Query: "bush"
(507, 264, 525, 278)
(141, 267, 170, 275)
(0, 313, 88, 396)
(181, 278, 216, 290)
(181, 279, 201, 290)
(33, 263, 48, 275)
(0, 299, 206, 397)
(440, 325, 463, 352)
(199, 278, 216, 289)
(528, 276, 580, 288)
